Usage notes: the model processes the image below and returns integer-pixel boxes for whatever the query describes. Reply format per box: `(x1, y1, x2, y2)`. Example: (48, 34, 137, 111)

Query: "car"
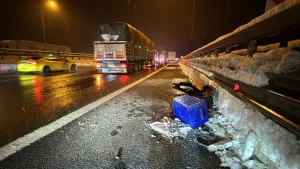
(17, 56, 77, 73)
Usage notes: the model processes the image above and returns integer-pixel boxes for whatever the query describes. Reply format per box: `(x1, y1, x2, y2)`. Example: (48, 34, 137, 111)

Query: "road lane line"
(0, 65, 169, 161)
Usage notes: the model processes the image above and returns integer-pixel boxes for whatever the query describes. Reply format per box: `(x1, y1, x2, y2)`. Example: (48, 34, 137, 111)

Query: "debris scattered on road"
(111, 130, 119, 136)
(150, 117, 192, 139)
(173, 95, 208, 129)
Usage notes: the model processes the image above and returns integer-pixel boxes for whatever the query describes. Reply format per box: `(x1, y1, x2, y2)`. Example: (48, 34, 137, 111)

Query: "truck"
(159, 54, 166, 65)
(168, 51, 176, 63)
(94, 23, 154, 73)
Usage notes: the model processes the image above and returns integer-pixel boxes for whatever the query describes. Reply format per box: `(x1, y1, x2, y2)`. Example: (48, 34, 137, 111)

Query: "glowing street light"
(41, 1, 59, 43)
(49, 1, 56, 7)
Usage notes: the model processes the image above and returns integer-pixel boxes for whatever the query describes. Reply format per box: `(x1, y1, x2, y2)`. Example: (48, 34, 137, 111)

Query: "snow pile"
(150, 117, 192, 139)
(190, 48, 300, 87)
(0, 64, 17, 74)
(72, 60, 96, 68)
(180, 64, 300, 169)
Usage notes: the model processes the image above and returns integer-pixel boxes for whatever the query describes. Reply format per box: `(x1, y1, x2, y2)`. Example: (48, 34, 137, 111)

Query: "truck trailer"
(94, 23, 154, 73)
(168, 51, 176, 63)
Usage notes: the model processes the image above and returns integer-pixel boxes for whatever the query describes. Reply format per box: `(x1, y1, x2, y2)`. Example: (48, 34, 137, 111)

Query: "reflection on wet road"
(0, 68, 157, 146)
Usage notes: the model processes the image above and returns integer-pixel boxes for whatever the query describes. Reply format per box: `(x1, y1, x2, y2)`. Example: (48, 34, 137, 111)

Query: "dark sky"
(1, 0, 266, 56)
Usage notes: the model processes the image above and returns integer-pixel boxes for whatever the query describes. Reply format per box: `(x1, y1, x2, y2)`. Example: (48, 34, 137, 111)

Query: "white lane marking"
(0, 65, 169, 161)
(164, 67, 177, 70)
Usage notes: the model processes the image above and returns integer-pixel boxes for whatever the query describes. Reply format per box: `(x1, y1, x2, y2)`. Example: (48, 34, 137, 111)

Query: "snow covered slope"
(189, 48, 300, 87)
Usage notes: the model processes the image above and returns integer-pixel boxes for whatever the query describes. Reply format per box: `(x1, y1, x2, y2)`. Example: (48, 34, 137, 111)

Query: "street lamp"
(41, 0, 59, 43)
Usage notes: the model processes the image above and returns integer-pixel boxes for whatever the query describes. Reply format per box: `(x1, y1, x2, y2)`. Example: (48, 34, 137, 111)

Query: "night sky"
(1, 0, 266, 56)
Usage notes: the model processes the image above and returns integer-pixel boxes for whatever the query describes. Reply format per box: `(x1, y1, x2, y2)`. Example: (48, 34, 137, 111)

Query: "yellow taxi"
(17, 56, 77, 73)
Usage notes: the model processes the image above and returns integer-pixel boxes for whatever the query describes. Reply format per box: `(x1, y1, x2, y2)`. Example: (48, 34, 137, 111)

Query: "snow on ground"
(189, 48, 300, 87)
(150, 117, 192, 139)
(72, 60, 96, 68)
(0, 64, 17, 74)
(180, 64, 300, 169)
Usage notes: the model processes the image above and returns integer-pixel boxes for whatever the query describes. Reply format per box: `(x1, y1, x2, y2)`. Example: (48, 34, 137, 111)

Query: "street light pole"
(41, 8, 47, 43)
(191, 0, 196, 40)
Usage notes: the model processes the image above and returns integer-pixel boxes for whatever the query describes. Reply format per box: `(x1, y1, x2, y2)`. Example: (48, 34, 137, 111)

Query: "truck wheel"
(70, 64, 76, 72)
(43, 66, 51, 74)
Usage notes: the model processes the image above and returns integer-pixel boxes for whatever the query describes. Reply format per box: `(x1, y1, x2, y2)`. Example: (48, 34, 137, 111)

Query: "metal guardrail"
(0, 48, 93, 59)
(185, 2, 300, 58)
(183, 63, 300, 136)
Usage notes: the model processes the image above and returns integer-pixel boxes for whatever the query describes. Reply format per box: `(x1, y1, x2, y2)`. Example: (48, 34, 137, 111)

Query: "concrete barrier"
(0, 58, 95, 74)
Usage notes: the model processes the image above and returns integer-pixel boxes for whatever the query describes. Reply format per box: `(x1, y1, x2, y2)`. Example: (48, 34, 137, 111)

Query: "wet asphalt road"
(0, 66, 162, 147)
(0, 65, 222, 169)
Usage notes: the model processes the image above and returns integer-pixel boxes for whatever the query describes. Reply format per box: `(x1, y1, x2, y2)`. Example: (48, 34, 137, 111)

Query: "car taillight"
(17, 62, 21, 64)
(120, 63, 127, 68)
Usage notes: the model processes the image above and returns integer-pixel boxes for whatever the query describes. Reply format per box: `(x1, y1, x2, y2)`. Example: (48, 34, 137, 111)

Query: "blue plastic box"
(173, 95, 208, 129)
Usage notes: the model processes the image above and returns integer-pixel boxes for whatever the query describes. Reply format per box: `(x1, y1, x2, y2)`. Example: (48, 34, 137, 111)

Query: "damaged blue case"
(173, 95, 208, 129)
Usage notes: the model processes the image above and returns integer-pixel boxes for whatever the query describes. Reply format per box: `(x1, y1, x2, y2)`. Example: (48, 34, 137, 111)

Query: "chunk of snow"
(241, 131, 257, 161)
(171, 78, 190, 84)
(243, 160, 267, 169)
(150, 117, 192, 139)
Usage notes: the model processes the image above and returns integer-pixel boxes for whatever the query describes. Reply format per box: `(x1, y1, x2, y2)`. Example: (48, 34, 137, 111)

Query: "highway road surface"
(0, 64, 223, 169)
(0, 67, 161, 147)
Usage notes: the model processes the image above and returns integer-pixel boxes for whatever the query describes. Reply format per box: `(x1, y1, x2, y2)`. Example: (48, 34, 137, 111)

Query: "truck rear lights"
(116, 52, 124, 56)
(120, 63, 127, 68)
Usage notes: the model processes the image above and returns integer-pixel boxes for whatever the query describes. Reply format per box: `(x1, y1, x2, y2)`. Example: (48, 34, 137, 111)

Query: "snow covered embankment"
(180, 64, 300, 169)
(0, 60, 17, 74)
(0, 60, 95, 74)
(189, 48, 300, 87)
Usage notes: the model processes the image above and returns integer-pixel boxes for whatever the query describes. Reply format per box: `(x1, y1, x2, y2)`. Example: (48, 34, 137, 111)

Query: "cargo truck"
(168, 51, 176, 63)
(159, 54, 166, 65)
(94, 23, 154, 73)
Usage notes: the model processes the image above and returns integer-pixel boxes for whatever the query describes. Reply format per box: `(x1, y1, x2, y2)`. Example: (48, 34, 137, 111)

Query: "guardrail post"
(207, 52, 211, 57)
(279, 36, 288, 47)
(213, 49, 220, 57)
(247, 40, 257, 56)
(225, 47, 232, 54)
